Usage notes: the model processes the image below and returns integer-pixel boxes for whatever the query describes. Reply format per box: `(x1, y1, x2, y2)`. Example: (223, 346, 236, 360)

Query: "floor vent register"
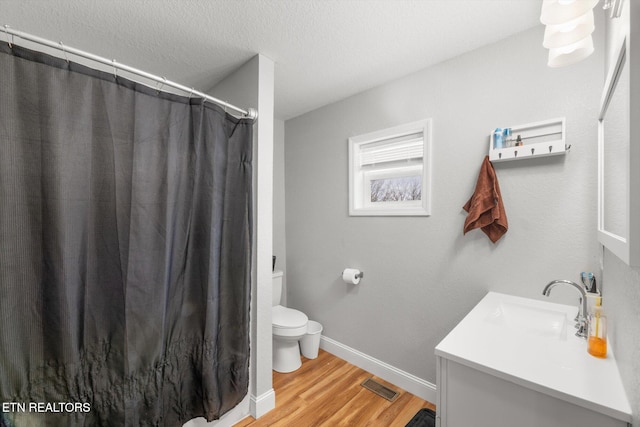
(360, 377, 400, 402)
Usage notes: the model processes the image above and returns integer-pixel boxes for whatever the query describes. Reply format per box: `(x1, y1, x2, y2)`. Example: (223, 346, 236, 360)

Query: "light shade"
(540, 0, 599, 25)
(547, 35, 594, 67)
(543, 9, 595, 48)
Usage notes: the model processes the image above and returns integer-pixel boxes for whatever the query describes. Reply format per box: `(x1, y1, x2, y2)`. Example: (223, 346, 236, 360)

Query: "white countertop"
(435, 292, 632, 423)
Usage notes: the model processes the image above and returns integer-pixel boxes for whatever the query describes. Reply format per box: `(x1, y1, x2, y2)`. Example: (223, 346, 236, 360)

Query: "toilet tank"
(272, 270, 283, 306)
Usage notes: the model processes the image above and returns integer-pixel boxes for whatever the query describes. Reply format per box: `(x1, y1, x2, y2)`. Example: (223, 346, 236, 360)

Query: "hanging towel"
(463, 155, 508, 243)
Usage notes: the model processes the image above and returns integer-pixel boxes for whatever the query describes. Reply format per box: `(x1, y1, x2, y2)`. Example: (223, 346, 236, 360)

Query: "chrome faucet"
(542, 279, 588, 338)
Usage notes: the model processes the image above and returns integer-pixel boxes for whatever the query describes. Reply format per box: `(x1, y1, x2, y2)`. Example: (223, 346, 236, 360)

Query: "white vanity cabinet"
(436, 358, 627, 427)
(435, 292, 632, 427)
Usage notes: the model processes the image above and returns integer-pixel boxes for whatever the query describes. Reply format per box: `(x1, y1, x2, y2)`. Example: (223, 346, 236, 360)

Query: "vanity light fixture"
(540, 0, 599, 67)
(541, 0, 625, 66)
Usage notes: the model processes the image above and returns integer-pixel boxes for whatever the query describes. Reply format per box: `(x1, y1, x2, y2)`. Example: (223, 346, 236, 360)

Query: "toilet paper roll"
(342, 268, 362, 285)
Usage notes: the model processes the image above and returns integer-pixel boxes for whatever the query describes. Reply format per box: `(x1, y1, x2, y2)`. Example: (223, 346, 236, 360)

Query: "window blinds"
(359, 132, 423, 166)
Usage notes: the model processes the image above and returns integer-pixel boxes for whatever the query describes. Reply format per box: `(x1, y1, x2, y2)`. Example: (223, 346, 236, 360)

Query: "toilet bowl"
(272, 270, 308, 373)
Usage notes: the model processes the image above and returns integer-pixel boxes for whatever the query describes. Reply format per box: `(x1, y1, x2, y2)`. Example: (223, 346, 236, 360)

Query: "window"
(349, 119, 432, 216)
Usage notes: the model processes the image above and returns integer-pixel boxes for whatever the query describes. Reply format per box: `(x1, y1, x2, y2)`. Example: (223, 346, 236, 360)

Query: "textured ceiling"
(1, 0, 542, 119)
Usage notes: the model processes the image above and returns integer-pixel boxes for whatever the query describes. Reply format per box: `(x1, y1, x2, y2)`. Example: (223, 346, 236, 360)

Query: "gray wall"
(601, 3, 640, 426)
(283, 25, 603, 385)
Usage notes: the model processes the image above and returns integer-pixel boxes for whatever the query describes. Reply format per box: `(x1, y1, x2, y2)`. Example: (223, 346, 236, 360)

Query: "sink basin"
(484, 300, 570, 339)
(435, 292, 632, 424)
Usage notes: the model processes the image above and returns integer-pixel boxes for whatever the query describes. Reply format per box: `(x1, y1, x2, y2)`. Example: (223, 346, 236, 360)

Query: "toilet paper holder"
(341, 270, 364, 279)
(341, 268, 364, 285)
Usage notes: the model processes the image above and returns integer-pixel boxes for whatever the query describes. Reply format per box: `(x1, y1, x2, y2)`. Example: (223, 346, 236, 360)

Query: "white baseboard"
(250, 388, 276, 419)
(320, 335, 437, 403)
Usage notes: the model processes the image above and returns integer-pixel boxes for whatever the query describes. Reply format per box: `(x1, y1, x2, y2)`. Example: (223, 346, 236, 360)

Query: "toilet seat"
(272, 305, 308, 336)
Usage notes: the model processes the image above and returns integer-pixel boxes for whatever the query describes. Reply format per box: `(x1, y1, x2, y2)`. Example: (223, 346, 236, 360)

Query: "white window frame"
(349, 119, 432, 216)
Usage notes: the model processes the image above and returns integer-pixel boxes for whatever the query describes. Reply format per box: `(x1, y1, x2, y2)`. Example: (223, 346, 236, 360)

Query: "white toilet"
(272, 270, 308, 373)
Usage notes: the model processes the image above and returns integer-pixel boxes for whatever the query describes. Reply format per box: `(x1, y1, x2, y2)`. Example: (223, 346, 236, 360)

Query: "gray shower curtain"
(0, 44, 252, 426)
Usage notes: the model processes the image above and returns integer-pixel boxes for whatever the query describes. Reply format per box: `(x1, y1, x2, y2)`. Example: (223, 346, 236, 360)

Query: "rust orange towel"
(463, 156, 508, 243)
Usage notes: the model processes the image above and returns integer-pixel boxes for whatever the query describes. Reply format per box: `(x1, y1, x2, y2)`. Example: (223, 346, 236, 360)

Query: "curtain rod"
(2, 25, 258, 120)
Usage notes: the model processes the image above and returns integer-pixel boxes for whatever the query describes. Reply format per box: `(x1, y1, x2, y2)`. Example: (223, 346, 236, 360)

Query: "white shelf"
(489, 118, 568, 162)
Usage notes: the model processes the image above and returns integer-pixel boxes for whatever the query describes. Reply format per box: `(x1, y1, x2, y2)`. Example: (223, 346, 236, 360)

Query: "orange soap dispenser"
(587, 297, 607, 358)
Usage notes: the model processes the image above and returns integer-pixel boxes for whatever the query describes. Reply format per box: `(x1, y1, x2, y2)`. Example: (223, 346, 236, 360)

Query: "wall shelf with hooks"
(489, 117, 568, 162)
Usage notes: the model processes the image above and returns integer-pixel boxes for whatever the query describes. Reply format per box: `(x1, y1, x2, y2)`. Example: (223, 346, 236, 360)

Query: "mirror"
(601, 41, 628, 239)
(598, 37, 639, 266)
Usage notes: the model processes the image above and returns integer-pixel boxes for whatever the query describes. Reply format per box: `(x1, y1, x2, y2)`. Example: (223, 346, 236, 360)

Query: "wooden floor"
(234, 349, 435, 427)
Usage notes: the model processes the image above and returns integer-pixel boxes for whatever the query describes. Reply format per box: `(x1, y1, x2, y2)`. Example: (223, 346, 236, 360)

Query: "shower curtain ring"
(188, 87, 194, 98)
(156, 77, 167, 93)
(112, 59, 118, 80)
(4, 25, 13, 48)
(59, 41, 69, 62)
